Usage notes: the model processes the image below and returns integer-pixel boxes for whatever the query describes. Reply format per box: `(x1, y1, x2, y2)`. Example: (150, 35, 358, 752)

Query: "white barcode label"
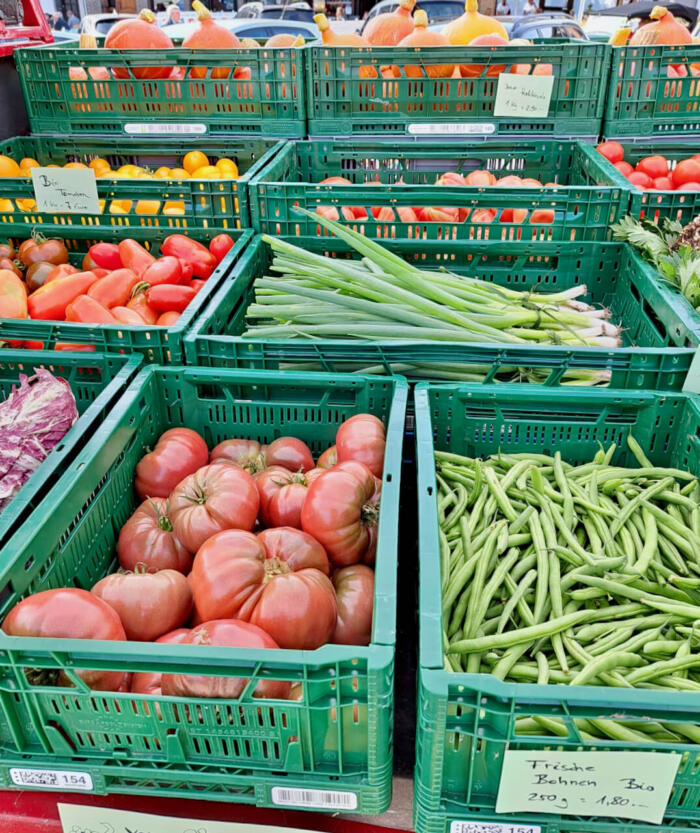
(451, 823, 541, 833)
(271, 786, 358, 809)
(407, 123, 496, 135)
(124, 123, 207, 135)
(10, 767, 93, 791)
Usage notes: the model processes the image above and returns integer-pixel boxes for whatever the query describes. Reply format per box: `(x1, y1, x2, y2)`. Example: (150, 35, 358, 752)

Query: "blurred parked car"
(78, 13, 135, 36)
(360, 0, 463, 32)
(496, 12, 588, 37)
(165, 15, 318, 39)
(236, 0, 311, 14)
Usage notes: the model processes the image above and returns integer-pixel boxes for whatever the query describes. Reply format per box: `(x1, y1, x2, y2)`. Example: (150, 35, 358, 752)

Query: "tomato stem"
(263, 557, 292, 582)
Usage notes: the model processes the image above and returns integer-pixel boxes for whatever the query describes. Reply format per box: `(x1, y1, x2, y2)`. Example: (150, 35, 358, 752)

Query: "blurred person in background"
(335, 4, 344, 19)
(496, 0, 510, 14)
(66, 10, 80, 28)
(163, 4, 182, 24)
(51, 10, 67, 29)
(523, 0, 539, 13)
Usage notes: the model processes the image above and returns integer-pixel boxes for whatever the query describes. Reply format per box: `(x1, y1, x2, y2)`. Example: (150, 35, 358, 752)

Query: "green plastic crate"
(249, 139, 626, 242)
(305, 41, 609, 138)
(605, 44, 700, 139)
(0, 349, 140, 553)
(184, 234, 698, 391)
(0, 365, 406, 811)
(0, 135, 283, 231)
(0, 226, 252, 363)
(15, 42, 306, 137)
(414, 382, 700, 833)
(587, 140, 700, 227)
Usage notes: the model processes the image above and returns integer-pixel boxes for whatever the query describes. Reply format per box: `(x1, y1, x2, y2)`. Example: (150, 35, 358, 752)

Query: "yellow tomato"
(170, 167, 191, 179)
(0, 199, 14, 211)
(216, 158, 239, 178)
(109, 199, 132, 214)
(19, 158, 40, 171)
(16, 198, 37, 212)
(45, 164, 61, 169)
(183, 150, 209, 174)
(64, 161, 89, 169)
(135, 200, 161, 215)
(89, 158, 111, 174)
(154, 167, 172, 179)
(163, 200, 186, 215)
(117, 164, 145, 178)
(0, 155, 21, 177)
(191, 165, 221, 179)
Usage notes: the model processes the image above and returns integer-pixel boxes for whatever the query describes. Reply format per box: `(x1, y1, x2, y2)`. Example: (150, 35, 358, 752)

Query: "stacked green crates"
(249, 139, 627, 242)
(0, 366, 406, 811)
(414, 382, 700, 833)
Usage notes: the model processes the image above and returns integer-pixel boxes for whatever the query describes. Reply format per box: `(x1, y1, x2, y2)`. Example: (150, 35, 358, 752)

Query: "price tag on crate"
(495, 750, 680, 824)
(30, 167, 100, 215)
(494, 73, 554, 119)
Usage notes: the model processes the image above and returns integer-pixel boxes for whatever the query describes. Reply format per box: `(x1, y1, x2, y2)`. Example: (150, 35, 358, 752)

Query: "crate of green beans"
(414, 383, 700, 833)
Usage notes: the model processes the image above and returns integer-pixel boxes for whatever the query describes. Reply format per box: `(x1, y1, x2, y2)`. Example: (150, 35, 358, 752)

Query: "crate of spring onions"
(0, 349, 140, 553)
(0, 365, 405, 813)
(249, 139, 627, 243)
(184, 211, 698, 391)
(414, 382, 700, 833)
(305, 3, 609, 139)
(14, 6, 306, 138)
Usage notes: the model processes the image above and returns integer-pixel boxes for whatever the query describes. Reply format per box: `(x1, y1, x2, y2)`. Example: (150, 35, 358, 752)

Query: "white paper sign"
(30, 167, 100, 215)
(10, 767, 93, 791)
(495, 750, 681, 824)
(493, 73, 554, 118)
(124, 122, 207, 135)
(59, 804, 320, 833)
(682, 346, 700, 394)
(408, 122, 496, 135)
(451, 823, 541, 833)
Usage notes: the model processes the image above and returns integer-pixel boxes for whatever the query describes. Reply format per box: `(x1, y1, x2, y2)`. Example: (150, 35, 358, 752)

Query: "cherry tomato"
(627, 171, 652, 189)
(613, 161, 634, 177)
(672, 159, 700, 189)
(596, 141, 624, 164)
(134, 427, 209, 501)
(635, 155, 669, 180)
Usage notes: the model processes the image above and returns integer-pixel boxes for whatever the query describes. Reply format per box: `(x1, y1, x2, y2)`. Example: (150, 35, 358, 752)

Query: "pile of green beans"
(437, 436, 700, 743)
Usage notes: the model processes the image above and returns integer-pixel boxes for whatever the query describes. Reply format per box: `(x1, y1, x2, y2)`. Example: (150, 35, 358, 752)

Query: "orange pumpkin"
(183, 0, 241, 79)
(104, 10, 174, 80)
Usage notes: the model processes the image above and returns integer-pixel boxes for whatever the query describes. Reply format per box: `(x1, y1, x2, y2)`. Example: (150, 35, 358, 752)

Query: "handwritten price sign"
(493, 74, 554, 119)
(495, 750, 681, 824)
(31, 167, 100, 215)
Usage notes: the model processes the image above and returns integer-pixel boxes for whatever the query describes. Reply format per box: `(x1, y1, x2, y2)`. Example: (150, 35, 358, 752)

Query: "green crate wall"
(605, 44, 700, 139)
(184, 235, 697, 391)
(0, 366, 406, 812)
(305, 41, 609, 138)
(414, 383, 700, 833)
(0, 349, 140, 552)
(587, 140, 700, 227)
(0, 226, 252, 363)
(14, 42, 306, 137)
(0, 136, 283, 230)
(249, 139, 627, 242)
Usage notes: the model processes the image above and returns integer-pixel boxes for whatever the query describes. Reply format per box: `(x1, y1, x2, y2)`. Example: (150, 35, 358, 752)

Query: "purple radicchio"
(0, 369, 78, 512)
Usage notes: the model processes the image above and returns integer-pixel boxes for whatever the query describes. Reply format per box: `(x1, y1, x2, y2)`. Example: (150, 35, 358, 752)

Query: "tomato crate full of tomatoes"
(0, 365, 407, 814)
(605, 43, 700, 139)
(249, 139, 628, 243)
(0, 136, 283, 231)
(13, 39, 306, 138)
(413, 383, 700, 833)
(0, 225, 250, 363)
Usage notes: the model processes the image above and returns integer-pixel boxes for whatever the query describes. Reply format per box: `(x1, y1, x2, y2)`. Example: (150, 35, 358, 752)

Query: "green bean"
(468, 547, 520, 640)
(626, 655, 700, 684)
(501, 571, 536, 630)
(644, 640, 683, 654)
(462, 523, 506, 641)
(570, 652, 644, 686)
(528, 511, 550, 624)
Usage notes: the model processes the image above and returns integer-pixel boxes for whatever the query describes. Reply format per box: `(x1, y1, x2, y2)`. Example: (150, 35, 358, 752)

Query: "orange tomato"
(64, 161, 89, 169)
(183, 151, 209, 174)
(0, 199, 14, 211)
(19, 158, 40, 172)
(154, 167, 172, 179)
(170, 168, 191, 179)
(191, 165, 220, 179)
(216, 158, 239, 178)
(135, 200, 161, 215)
(0, 155, 21, 177)
(163, 201, 186, 215)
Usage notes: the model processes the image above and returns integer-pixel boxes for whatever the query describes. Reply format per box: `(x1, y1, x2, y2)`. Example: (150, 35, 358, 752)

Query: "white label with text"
(270, 786, 358, 809)
(10, 767, 93, 791)
(451, 823, 541, 833)
(682, 347, 700, 394)
(493, 73, 554, 119)
(407, 123, 496, 135)
(495, 750, 680, 824)
(124, 123, 207, 135)
(31, 167, 100, 215)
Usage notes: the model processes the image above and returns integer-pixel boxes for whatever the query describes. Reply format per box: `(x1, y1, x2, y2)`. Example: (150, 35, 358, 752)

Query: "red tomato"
(257, 467, 324, 529)
(2, 588, 126, 691)
(301, 460, 380, 567)
(672, 159, 700, 189)
(113, 306, 148, 325)
(130, 628, 190, 698)
(134, 428, 209, 501)
(91, 568, 192, 642)
(264, 437, 314, 473)
(210, 438, 266, 473)
(189, 527, 335, 650)
(627, 171, 652, 189)
(332, 564, 374, 645)
(336, 413, 386, 478)
(209, 233, 235, 264)
(596, 141, 624, 164)
(126, 291, 158, 324)
(146, 284, 196, 313)
(142, 256, 184, 287)
(635, 155, 669, 180)
(677, 182, 700, 191)
(317, 445, 337, 469)
(652, 176, 674, 190)
(117, 498, 192, 574)
(87, 268, 140, 309)
(161, 620, 290, 699)
(65, 294, 116, 324)
(613, 161, 634, 177)
(170, 464, 259, 553)
(156, 311, 181, 326)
